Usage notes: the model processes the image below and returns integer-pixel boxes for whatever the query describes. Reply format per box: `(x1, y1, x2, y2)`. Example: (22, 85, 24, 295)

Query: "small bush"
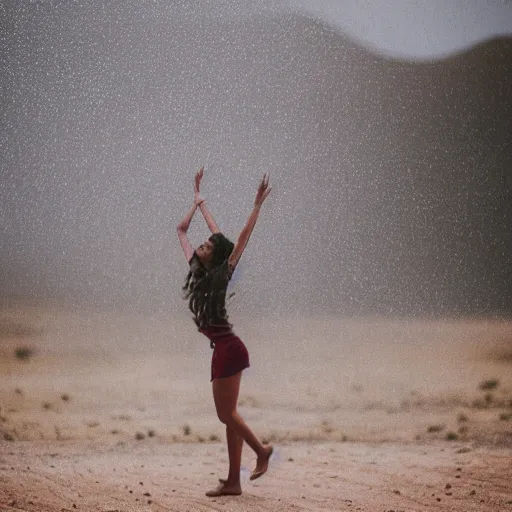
(479, 379, 499, 391)
(15, 347, 33, 361)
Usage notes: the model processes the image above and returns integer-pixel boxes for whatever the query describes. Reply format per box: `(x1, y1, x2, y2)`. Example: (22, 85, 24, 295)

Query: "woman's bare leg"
(225, 426, 243, 484)
(219, 372, 243, 484)
(206, 373, 244, 496)
(212, 372, 273, 481)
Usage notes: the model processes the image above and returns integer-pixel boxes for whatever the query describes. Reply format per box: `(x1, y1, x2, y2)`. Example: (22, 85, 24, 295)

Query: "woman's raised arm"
(177, 200, 198, 263)
(195, 167, 220, 234)
(228, 174, 272, 270)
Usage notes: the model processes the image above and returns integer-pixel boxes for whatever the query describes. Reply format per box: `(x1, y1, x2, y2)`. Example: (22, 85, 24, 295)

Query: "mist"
(1, 1, 511, 317)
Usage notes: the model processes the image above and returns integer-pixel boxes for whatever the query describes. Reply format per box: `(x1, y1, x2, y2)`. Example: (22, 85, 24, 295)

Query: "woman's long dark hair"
(182, 233, 235, 329)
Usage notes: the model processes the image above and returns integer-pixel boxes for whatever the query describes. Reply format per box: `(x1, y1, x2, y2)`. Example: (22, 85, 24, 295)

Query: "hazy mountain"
(1, 7, 510, 316)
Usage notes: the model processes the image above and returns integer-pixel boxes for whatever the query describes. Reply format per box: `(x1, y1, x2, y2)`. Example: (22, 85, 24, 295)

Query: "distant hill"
(1, 8, 510, 315)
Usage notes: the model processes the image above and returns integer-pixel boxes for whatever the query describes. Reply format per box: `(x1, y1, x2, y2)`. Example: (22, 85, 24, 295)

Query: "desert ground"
(1, 301, 511, 511)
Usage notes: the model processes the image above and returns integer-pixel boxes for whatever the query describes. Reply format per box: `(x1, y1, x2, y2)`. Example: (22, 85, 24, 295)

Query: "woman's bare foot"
(250, 444, 273, 481)
(206, 481, 242, 497)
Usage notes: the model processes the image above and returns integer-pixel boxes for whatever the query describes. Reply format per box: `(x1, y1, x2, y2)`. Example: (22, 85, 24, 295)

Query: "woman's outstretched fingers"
(255, 173, 272, 206)
(194, 167, 205, 203)
(195, 168, 203, 186)
(262, 174, 271, 196)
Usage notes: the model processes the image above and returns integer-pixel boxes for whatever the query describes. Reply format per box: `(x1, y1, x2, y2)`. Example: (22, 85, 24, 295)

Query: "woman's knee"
(217, 408, 236, 425)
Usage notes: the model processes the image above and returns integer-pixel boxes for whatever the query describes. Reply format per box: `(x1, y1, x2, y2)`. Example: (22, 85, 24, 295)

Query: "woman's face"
(196, 239, 215, 267)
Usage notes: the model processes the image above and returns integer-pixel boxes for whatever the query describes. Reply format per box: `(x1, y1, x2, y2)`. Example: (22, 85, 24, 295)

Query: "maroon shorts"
(211, 336, 250, 381)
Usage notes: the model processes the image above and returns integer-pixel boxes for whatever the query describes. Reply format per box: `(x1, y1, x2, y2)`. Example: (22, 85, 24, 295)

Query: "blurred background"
(1, 0, 511, 317)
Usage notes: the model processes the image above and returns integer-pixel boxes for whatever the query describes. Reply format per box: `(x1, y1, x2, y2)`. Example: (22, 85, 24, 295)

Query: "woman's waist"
(199, 323, 236, 339)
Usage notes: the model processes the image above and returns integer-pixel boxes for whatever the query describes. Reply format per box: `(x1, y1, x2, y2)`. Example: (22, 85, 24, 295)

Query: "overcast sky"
(297, 0, 512, 59)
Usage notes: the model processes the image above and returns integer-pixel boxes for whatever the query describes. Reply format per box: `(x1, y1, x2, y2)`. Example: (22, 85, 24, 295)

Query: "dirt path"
(1, 440, 511, 512)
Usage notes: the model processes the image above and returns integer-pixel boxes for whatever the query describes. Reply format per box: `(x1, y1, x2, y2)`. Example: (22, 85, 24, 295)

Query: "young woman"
(177, 167, 273, 497)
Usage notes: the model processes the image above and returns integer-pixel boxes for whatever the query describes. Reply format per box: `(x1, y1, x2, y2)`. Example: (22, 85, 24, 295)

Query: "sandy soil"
(1, 302, 511, 511)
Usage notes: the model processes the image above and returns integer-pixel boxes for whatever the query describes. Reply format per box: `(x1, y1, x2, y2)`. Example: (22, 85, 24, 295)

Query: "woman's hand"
(194, 166, 205, 206)
(254, 173, 272, 207)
